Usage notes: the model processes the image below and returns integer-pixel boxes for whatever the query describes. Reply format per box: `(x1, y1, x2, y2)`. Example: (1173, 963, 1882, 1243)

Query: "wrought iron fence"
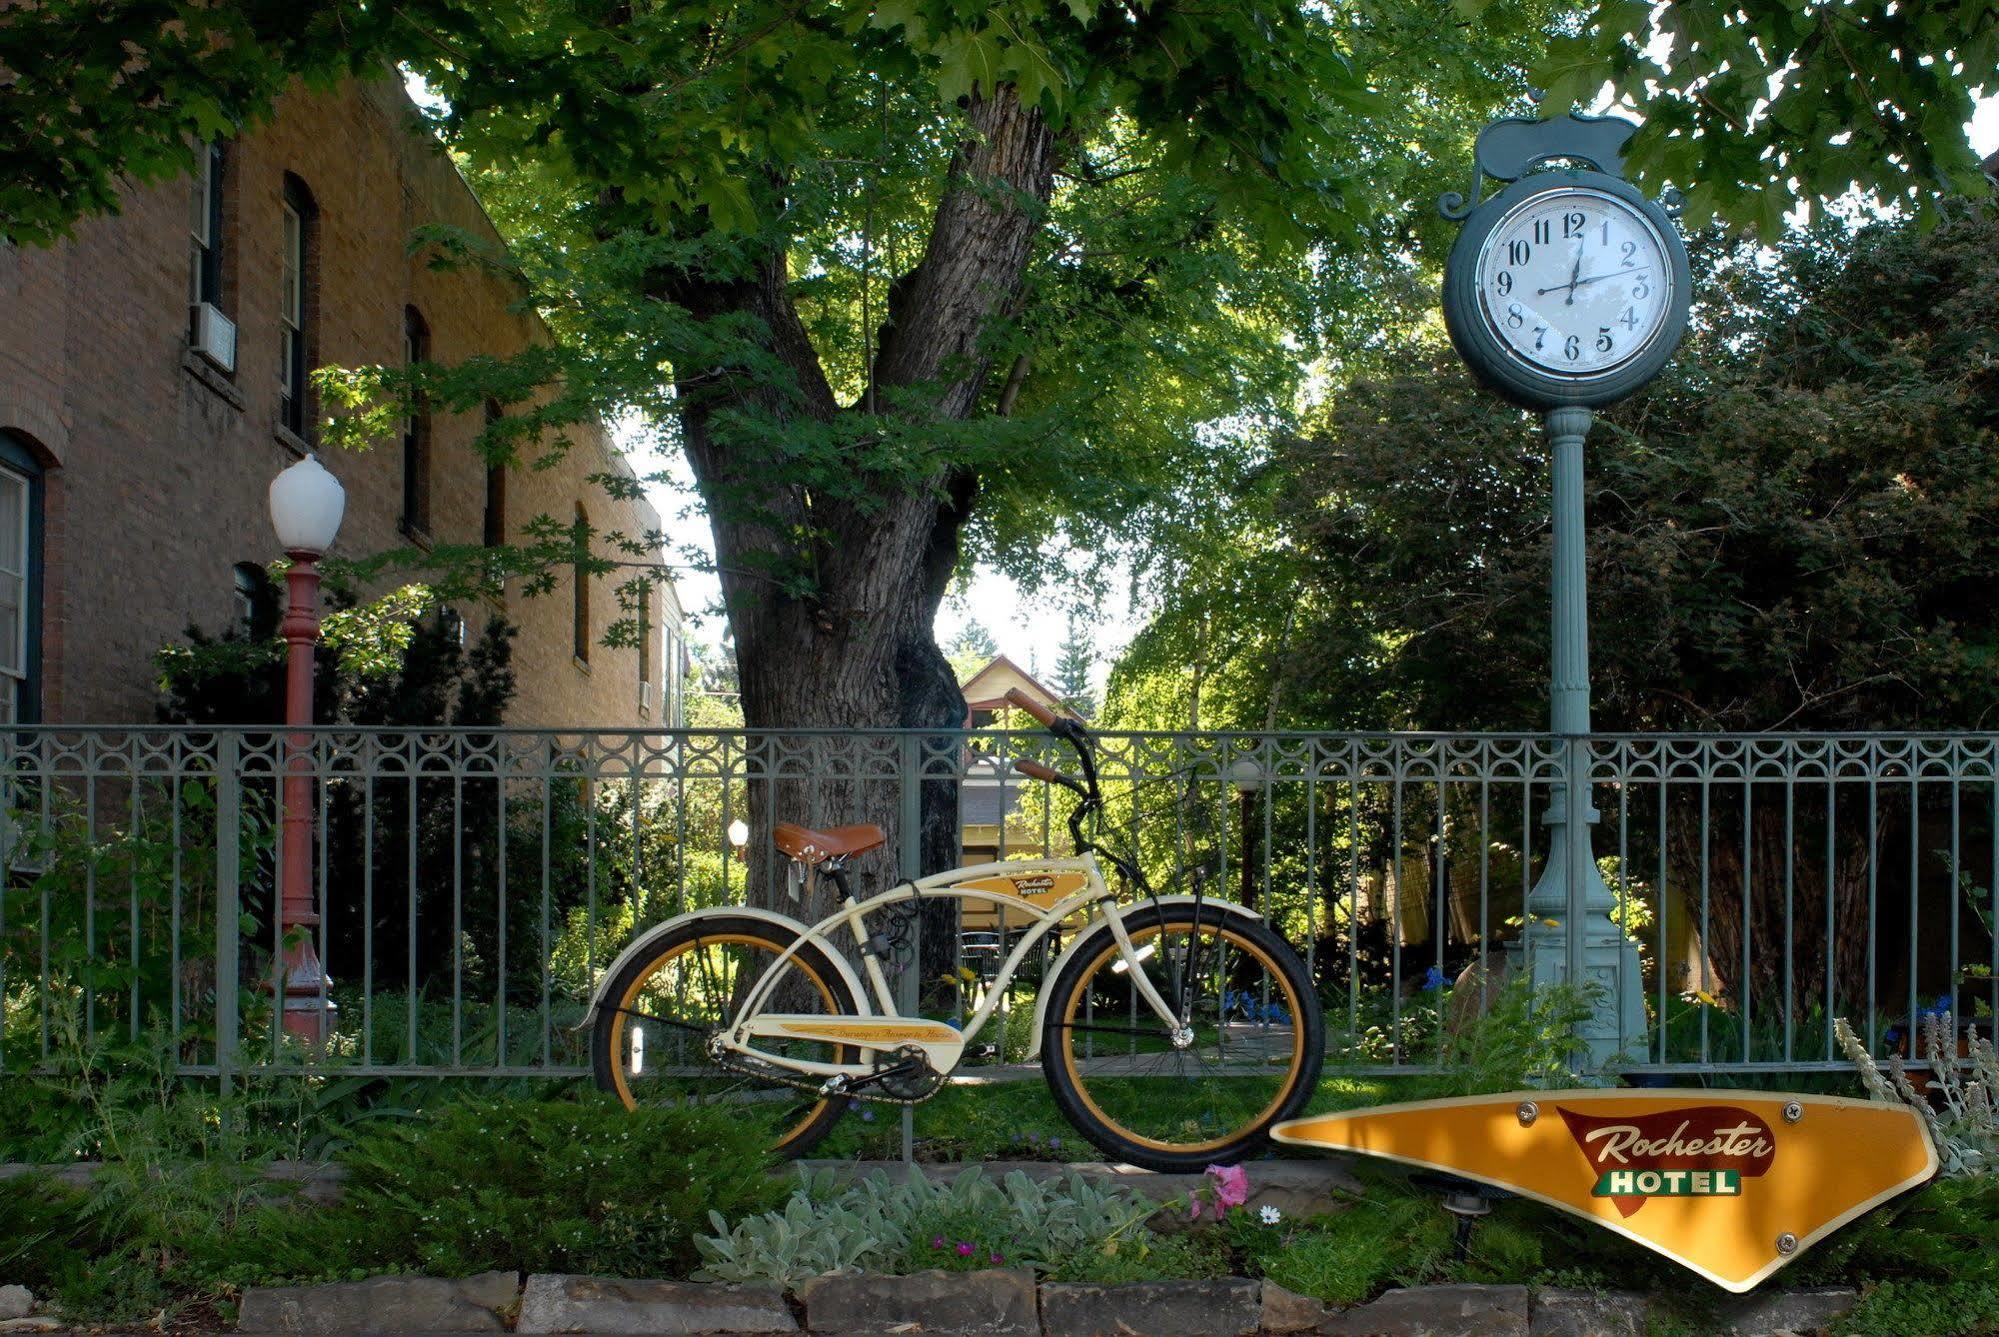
(1, 727, 1993, 1083)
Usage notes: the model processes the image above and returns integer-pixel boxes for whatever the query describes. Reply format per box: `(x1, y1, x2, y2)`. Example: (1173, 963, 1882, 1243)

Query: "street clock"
(1441, 114, 1690, 410)
(1436, 110, 1689, 1069)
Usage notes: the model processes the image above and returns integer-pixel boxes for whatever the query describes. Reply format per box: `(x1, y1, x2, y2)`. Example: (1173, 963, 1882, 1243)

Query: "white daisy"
(1260, 1205, 1282, 1225)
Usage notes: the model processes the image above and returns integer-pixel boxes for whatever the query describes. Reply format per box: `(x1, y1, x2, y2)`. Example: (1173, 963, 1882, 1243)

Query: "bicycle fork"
(1104, 905, 1197, 1049)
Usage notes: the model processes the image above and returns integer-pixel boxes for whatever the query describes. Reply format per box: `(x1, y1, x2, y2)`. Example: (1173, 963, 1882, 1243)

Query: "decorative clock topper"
(1440, 111, 1692, 411)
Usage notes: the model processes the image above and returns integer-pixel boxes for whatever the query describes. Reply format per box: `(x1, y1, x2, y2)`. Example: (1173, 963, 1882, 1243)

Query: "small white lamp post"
(727, 818, 750, 861)
(268, 454, 345, 1047)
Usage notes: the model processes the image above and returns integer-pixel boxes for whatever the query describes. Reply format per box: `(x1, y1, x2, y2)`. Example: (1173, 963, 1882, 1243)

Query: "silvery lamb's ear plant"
(693, 1168, 895, 1285)
(1837, 1015, 1999, 1178)
(692, 1164, 1164, 1286)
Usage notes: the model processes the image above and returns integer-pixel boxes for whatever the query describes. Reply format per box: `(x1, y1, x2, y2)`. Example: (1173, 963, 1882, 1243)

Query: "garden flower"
(1260, 1205, 1282, 1225)
(1207, 1164, 1250, 1211)
(956, 1242, 975, 1257)
(932, 1236, 946, 1249)
(989, 1252, 1004, 1264)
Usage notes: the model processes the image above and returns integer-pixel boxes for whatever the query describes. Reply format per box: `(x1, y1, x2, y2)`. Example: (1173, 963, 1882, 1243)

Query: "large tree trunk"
(670, 88, 1055, 974)
(1666, 798, 1878, 1029)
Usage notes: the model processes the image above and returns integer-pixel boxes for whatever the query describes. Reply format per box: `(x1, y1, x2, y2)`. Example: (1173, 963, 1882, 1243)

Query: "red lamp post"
(267, 454, 346, 1047)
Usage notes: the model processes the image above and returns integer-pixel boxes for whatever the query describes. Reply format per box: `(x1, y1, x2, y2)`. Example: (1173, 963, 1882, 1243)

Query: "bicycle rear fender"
(1024, 895, 1265, 1061)
(578, 905, 876, 1030)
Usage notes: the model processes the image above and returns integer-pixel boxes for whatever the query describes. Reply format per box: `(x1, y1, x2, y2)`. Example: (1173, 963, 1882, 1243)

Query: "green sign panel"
(1593, 1168, 1741, 1198)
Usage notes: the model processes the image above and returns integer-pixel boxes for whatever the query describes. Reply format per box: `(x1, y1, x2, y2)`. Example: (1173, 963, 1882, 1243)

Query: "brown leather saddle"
(772, 821, 885, 866)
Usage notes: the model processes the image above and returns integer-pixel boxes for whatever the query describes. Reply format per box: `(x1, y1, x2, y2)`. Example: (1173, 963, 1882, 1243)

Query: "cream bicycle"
(584, 691, 1324, 1170)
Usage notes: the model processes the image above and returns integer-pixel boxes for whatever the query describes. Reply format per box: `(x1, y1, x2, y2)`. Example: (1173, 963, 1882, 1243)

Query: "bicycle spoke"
(601, 925, 852, 1154)
(1054, 917, 1311, 1157)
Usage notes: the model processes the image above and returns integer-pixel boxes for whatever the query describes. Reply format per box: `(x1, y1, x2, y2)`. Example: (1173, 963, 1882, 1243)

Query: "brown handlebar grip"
(1013, 758, 1066, 784)
(1004, 688, 1060, 728)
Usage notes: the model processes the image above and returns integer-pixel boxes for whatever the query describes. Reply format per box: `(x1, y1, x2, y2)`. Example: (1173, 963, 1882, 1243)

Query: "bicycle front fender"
(577, 904, 876, 1031)
(1023, 895, 1266, 1061)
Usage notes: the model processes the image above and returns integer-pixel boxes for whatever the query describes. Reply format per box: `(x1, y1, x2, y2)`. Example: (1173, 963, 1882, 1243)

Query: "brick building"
(0, 75, 686, 728)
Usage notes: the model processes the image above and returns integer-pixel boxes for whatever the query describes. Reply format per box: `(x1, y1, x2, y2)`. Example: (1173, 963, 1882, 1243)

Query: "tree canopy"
(1106, 204, 1999, 734)
(2, 0, 1994, 750)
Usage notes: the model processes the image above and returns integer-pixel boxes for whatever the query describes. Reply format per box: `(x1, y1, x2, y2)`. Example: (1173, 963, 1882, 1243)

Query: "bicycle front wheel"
(589, 914, 856, 1157)
(1041, 904, 1323, 1170)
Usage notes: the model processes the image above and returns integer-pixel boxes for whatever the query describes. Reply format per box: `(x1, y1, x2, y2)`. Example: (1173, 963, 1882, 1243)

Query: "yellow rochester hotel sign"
(1272, 1089, 1936, 1292)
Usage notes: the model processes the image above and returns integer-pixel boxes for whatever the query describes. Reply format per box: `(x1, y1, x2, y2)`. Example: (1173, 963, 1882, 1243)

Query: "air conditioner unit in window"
(190, 301, 236, 373)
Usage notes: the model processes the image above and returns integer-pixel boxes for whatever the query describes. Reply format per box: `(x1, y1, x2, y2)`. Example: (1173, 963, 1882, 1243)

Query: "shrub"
(1838, 1014, 1998, 1178)
(0, 1174, 95, 1294)
(1837, 1280, 1999, 1337)
(1238, 1194, 1448, 1306)
(336, 1095, 780, 1280)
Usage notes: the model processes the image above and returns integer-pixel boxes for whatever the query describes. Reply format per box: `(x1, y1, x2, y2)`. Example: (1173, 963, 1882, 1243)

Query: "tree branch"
(869, 86, 1055, 421)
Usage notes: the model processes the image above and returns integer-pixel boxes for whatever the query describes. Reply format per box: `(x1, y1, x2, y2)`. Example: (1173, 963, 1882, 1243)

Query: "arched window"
(401, 306, 431, 535)
(0, 433, 45, 725)
(279, 174, 317, 437)
(571, 503, 590, 665)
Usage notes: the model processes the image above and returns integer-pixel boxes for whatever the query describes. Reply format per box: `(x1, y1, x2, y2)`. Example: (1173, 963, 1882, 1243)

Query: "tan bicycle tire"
(1040, 903, 1324, 1171)
(589, 914, 858, 1157)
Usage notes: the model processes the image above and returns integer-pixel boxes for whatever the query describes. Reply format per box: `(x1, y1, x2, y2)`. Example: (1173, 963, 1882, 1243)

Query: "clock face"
(1475, 187, 1674, 379)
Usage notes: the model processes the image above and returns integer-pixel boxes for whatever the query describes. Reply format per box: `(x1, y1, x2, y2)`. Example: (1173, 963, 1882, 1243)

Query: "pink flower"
(956, 1242, 975, 1257)
(1206, 1164, 1250, 1212)
(931, 1236, 946, 1249)
(1186, 1197, 1205, 1223)
(989, 1252, 1004, 1265)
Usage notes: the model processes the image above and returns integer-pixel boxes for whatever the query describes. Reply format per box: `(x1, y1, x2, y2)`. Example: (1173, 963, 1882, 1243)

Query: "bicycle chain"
(710, 1044, 951, 1108)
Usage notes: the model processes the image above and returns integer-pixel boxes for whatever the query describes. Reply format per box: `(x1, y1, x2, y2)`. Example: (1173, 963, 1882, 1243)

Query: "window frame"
(571, 503, 590, 665)
(481, 398, 506, 549)
(278, 175, 314, 438)
(188, 139, 225, 312)
(400, 306, 432, 536)
(0, 434, 45, 726)
(636, 595, 651, 712)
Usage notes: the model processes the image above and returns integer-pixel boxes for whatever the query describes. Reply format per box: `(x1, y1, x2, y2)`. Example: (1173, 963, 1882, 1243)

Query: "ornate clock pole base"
(1506, 785, 1650, 1074)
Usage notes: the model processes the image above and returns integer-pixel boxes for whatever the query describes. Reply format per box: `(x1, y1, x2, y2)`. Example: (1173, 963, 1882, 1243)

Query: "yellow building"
(957, 655, 1072, 864)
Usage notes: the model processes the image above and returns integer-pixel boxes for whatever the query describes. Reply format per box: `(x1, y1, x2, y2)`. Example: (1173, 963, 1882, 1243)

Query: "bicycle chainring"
(872, 1044, 947, 1102)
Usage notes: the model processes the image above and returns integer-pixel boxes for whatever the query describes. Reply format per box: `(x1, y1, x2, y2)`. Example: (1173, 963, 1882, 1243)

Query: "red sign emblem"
(1557, 1104, 1776, 1217)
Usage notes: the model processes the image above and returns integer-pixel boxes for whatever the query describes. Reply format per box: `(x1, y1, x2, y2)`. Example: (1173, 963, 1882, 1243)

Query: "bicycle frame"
(720, 852, 1183, 1084)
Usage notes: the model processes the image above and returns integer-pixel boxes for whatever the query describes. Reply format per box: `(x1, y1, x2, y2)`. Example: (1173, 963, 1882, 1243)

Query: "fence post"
(898, 733, 923, 1166)
(215, 732, 241, 1097)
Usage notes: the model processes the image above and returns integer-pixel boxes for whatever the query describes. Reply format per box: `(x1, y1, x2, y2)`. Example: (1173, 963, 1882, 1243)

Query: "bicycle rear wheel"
(1040, 903, 1323, 1171)
(589, 914, 857, 1156)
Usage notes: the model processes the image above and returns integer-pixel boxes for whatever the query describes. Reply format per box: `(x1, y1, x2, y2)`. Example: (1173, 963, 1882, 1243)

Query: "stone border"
(6, 1272, 1842, 1336)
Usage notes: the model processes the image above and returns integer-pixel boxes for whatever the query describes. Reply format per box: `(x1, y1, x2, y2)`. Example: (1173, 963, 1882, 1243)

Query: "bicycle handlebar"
(1003, 694, 1152, 896)
(1004, 688, 1059, 728)
(1013, 758, 1068, 785)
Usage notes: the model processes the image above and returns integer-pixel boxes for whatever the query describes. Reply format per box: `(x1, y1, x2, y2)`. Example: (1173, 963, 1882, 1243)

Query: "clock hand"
(1563, 254, 1581, 306)
(1569, 266, 1650, 290)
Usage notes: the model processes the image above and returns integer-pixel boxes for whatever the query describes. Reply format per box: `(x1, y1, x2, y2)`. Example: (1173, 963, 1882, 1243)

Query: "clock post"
(1439, 111, 1691, 1073)
(1530, 402, 1636, 1070)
